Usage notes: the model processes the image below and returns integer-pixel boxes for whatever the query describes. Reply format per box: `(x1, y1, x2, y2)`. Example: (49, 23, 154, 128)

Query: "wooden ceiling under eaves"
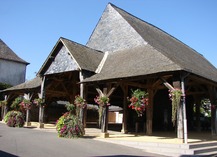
(44, 71, 80, 102)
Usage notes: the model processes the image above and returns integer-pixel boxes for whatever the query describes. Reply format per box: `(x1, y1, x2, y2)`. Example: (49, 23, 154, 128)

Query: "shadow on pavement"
(0, 151, 18, 157)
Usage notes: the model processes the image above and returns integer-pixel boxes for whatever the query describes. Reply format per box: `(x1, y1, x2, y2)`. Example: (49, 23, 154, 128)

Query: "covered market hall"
(1, 3, 217, 144)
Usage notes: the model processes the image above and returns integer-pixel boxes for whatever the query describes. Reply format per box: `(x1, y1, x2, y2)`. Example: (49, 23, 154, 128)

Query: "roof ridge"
(60, 37, 104, 54)
(95, 51, 109, 73)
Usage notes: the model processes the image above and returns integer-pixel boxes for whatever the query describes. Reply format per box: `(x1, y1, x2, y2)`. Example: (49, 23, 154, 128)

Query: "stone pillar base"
(121, 129, 128, 134)
(38, 123, 44, 128)
(101, 133, 109, 138)
(25, 122, 31, 127)
(176, 138, 184, 144)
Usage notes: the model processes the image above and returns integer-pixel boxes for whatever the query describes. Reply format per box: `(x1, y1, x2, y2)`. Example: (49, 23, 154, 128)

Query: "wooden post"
(121, 84, 128, 133)
(82, 85, 88, 128)
(2, 95, 9, 120)
(38, 76, 45, 128)
(146, 88, 154, 135)
(194, 95, 201, 132)
(173, 81, 183, 140)
(102, 88, 108, 133)
(26, 109, 30, 125)
(181, 75, 188, 144)
(24, 93, 32, 127)
(79, 71, 85, 124)
(208, 86, 217, 136)
(96, 85, 117, 138)
(161, 76, 188, 143)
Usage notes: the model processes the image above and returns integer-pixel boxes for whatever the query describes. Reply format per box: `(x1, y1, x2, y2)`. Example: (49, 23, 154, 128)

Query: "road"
(0, 123, 167, 157)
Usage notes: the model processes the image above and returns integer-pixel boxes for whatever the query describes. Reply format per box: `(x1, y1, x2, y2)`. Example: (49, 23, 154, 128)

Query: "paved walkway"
(2, 121, 217, 156)
(27, 122, 216, 144)
(1, 122, 167, 157)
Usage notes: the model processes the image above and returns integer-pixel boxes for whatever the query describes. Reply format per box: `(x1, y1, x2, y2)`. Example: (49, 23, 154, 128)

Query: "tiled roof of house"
(0, 39, 29, 64)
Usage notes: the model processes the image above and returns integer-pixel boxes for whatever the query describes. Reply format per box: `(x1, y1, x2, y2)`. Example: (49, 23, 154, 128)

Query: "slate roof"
(0, 39, 29, 64)
(2, 76, 42, 92)
(84, 3, 217, 83)
(83, 45, 181, 82)
(61, 38, 104, 72)
(38, 37, 104, 75)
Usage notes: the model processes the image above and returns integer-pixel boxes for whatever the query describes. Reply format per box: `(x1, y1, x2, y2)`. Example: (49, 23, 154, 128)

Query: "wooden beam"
(160, 77, 174, 91)
(189, 75, 217, 87)
(45, 90, 70, 97)
(121, 81, 147, 88)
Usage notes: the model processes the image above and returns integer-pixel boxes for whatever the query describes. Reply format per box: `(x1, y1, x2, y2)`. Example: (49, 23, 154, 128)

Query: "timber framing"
(1, 3, 217, 143)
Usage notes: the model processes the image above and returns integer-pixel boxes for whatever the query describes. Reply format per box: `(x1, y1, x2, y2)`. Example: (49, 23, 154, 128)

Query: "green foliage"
(169, 88, 182, 126)
(74, 95, 86, 108)
(131, 89, 148, 99)
(65, 103, 75, 113)
(94, 95, 110, 126)
(0, 100, 7, 107)
(20, 99, 32, 110)
(56, 112, 84, 138)
(0, 82, 12, 100)
(4, 111, 25, 127)
(0, 82, 12, 90)
(33, 98, 45, 107)
(129, 89, 149, 117)
(193, 98, 211, 118)
(94, 96, 110, 107)
(11, 97, 23, 111)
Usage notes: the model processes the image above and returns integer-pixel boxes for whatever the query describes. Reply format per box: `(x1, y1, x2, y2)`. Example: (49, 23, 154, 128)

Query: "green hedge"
(0, 82, 12, 100)
(0, 82, 12, 90)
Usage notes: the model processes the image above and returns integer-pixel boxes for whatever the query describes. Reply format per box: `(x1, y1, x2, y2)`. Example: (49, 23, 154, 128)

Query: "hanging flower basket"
(94, 96, 110, 107)
(128, 89, 148, 117)
(74, 95, 87, 108)
(20, 99, 32, 110)
(94, 95, 110, 126)
(0, 100, 7, 107)
(33, 98, 46, 107)
(168, 88, 182, 126)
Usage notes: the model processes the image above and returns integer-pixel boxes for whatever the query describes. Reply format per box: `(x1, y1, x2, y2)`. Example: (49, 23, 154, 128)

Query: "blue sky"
(1, 1, 217, 80)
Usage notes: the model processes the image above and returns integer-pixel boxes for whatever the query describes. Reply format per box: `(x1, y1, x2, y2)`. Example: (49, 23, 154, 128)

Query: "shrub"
(0, 82, 12, 100)
(11, 97, 23, 111)
(4, 111, 25, 127)
(0, 82, 12, 90)
(56, 112, 84, 138)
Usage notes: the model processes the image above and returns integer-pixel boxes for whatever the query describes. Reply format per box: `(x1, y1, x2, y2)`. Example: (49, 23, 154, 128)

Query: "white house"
(0, 39, 29, 86)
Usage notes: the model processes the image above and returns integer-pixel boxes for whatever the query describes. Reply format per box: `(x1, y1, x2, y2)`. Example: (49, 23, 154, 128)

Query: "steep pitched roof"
(84, 3, 217, 83)
(61, 38, 104, 72)
(38, 37, 104, 75)
(0, 39, 29, 64)
(86, 3, 146, 52)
